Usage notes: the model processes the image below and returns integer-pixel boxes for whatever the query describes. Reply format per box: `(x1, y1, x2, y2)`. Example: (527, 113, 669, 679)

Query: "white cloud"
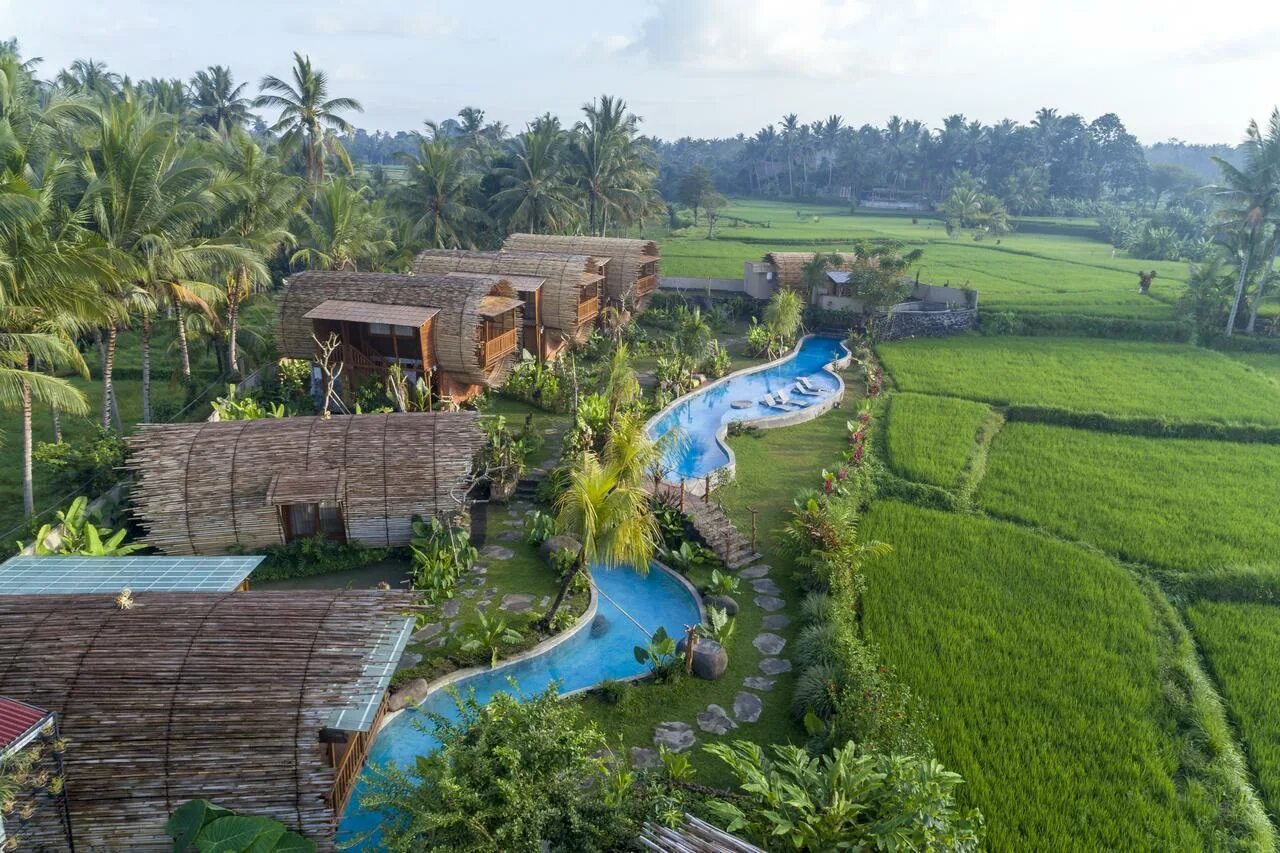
(307, 6, 457, 39)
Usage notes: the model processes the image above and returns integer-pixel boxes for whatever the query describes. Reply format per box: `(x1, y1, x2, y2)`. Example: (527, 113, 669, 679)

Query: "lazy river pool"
(337, 563, 702, 848)
(647, 335, 850, 483)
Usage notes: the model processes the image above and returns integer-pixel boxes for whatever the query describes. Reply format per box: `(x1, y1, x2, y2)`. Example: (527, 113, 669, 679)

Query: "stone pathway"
(733, 691, 763, 723)
(754, 595, 786, 612)
(696, 704, 738, 735)
(653, 721, 696, 752)
(752, 633, 786, 655)
(739, 564, 771, 580)
(759, 657, 792, 675)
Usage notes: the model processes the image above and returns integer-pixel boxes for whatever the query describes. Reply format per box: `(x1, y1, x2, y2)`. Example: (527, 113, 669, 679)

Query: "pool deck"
(646, 334, 852, 496)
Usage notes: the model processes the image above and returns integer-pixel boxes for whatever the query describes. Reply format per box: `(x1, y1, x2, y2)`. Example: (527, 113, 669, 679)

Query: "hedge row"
(1003, 405, 1280, 444)
(979, 310, 1193, 343)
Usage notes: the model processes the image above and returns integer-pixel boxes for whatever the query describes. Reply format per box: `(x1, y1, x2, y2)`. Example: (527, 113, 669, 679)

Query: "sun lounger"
(760, 393, 790, 411)
(776, 390, 810, 408)
(796, 377, 823, 394)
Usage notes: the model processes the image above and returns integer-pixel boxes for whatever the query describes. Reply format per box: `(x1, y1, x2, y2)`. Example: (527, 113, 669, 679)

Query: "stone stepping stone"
(653, 721, 696, 753)
(461, 588, 477, 598)
(471, 577, 485, 587)
(425, 636, 447, 649)
(477, 599, 492, 609)
(395, 651, 422, 673)
(412, 622, 442, 642)
(497, 531, 523, 542)
(470, 563, 489, 574)
(743, 676, 776, 691)
(739, 565, 771, 580)
(754, 595, 786, 612)
(753, 633, 787, 655)
(630, 747, 662, 769)
(502, 518, 524, 528)
(759, 658, 792, 675)
(696, 704, 738, 735)
(751, 578, 781, 595)
(480, 544, 515, 560)
(539, 595, 551, 608)
(733, 691, 763, 723)
(447, 620, 462, 633)
(441, 600, 461, 618)
(500, 593, 536, 613)
(762, 614, 791, 631)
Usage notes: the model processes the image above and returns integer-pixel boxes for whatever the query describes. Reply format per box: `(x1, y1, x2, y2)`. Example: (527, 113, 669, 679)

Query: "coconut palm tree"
(254, 53, 362, 183)
(570, 95, 651, 236)
(55, 58, 120, 98)
(819, 115, 844, 192)
(540, 414, 659, 628)
(490, 118, 579, 234)
(780, 113, 800, 197)
(292, 179, 392, 271)
(393, 137, 486, 249)
(597, 342, 639, 424)
(190, 65, 253, 135)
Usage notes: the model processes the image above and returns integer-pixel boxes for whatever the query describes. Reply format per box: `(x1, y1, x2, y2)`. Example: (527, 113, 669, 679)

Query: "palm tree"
(780, 113, 800, 197)
(254, 53, 363, 183)
(491, 118, 579, 234)
(292, 179, 392, 270)
(137, 78, 192, 125)
(55, 58, 120, 98)
(820, 115, 844, 192)
(570, 95, 651, 236)
(190, 65, 253, 135)
(597, 342, 639, 423)
(393, 137, 486, 249)
(540, 414, 659, 628)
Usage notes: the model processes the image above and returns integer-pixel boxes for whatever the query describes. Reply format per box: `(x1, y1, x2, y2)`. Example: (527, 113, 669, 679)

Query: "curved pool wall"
(646, 334, 852, 493)
(337, 562, 704, 848)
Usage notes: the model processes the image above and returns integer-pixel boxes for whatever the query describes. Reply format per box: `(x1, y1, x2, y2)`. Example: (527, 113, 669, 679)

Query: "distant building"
(503, 234, 660, 310)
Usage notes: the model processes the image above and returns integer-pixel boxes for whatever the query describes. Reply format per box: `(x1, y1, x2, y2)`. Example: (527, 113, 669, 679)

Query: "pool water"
(647, 335, 849, 482)
(337, 563, 702, 847)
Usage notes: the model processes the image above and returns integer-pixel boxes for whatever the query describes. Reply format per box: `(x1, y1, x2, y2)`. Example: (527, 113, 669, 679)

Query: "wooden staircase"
(652, 484, 761, 570)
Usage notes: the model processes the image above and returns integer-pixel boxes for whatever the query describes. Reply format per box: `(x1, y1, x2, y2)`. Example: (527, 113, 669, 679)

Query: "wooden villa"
(761, 251, 862, 295)
(503, 234, 659, 311)
(277, 271, 523, 402)
(411, 249, 606, 360)
(0, 590, 414, 851)
(126, 412, 484, 555)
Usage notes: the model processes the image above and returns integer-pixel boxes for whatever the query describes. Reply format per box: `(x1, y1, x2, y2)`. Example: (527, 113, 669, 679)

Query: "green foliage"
(702, 740, 983, 852)
(793, 621, 840, 667)
(704, 567, 739, 596)
(658, 539, 716, 574)
(523, 509, 557, 546)
(883, 393, 990, 488)
(479, 413, 541, 488)
(33, 428, 127, 497)
(747, 289, 806, 358)
(409, 515, 477, 603)
(879, 336, 1280, 427)
(29, 496, 142, 556)
(658, 746, 694, 783)
(593, 679, 630, 707)
(210, 385, 287, 420)
(502, 356, 569, 413)
(978, 422, 1280, 576)
(799, 591, 833, 624)
(861, 501, 1239, 849)
(166, 799, 314, 852)
(699, 605, 736, 645)
(980, 310, 1195, 342)
(460, 611, 524, 667)
(251, 537, 389, 582)
(632, 625, 680, 683)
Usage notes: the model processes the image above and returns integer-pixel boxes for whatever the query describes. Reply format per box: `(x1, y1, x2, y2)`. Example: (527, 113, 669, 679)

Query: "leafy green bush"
(251, 537, 391, 582)
(704, 567, 738, 595)
(409, 515, 477, 603)
(524, 510, 557, 545)
(633, 626, 681, 683)
(28, 496, 142, 556)
(594, 679, 631, 707)
(794, 622, 840, 667)
(978, 310, 1020, 335)
(790, 661, 844, 721)
(33, 428, 127, 496)
(460, 611, 523, 667)
(167, 799, 314, 852)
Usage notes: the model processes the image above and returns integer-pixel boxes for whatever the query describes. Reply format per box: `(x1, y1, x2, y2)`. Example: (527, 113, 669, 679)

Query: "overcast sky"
(7, 0, 1280, 145)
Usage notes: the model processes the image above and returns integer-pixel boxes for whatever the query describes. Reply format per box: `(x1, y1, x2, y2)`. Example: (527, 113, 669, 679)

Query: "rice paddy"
(977, 423, 1280, 575)
(878, 336, 1280, 426)
(883, 393, 992, 488)
(861, 501, 1231, 851)
(1186, 602, 1280, 820)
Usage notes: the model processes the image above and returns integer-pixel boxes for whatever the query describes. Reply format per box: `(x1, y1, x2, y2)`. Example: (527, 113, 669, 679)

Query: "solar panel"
(326, 616, 415, 732)
(0, 555, 264, 594)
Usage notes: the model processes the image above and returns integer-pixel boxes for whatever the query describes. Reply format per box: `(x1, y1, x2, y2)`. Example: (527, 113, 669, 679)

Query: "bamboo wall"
(763, 252, 862, 291)
(126, 413, 484, 555)
(503, 234, 659, 309)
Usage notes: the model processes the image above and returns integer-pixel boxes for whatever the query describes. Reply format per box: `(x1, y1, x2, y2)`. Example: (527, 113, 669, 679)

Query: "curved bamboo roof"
(503, 234, 658, 308)
(279, 271, 522, 388)
(411, 249, 604, 343)
(126, 412, 484, 555)
(763, 252, 865, 291)
(0, 589, 411, 851)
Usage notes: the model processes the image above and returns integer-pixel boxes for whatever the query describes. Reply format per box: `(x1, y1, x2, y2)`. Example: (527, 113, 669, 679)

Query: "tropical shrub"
(167, 799, 315, 852)
(409, 515, 477, 603)
(210, 385, 286, 420)
(33, 428, 127, 497)
(633, 626, 680, 682)
(699, 605, 736, 645)
(524, 509, 557, 545)
(790, 661, 844, 721)
(794, 621, 840, 667)
(698, 339, 732, 378)
(704, 567, 739, 596)
(28, 496, 142, 556)
(251, 536, 390, 582)
(460, 611, 523, 667)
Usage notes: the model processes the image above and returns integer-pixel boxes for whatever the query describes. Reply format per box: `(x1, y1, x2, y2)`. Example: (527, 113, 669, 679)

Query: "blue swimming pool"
(337, 563, 703, 848)
(647, 335, 850, 483)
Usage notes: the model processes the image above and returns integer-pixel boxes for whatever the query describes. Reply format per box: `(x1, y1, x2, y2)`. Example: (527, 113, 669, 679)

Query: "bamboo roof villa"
(126, 412, 484, 556)
(0, 590, 413, 851)
(411, 249, 605, 359)
(503, 234, 659, 310)
(277, 271, 523, 403)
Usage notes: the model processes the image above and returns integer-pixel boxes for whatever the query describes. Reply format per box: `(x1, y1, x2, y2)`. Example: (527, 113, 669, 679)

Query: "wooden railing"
(576, 295, 600, 322)
(327, 694, 389, 817)
(635, 274, 658, 297)
(483, 328, 519, 366)
(339, 343, 379, 375)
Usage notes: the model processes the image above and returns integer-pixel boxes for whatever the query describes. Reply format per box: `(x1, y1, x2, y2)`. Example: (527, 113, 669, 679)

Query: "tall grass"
(861, 501, 1249, 851)
(978, 423, 1280, 575)
(879, 336, 1280, 426)
(1187, 602, 1280, 821)
(883, 393, 991, 489)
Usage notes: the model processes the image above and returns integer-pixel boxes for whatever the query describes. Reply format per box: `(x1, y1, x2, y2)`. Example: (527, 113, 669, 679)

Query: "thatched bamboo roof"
(0, 589, 412, 851)
(278, 271, 523, 388)
(411, 249, 604, 342)
(503, 234, 658, 309)
(763, 252, 865, 291)
(126, 413, 483, 555)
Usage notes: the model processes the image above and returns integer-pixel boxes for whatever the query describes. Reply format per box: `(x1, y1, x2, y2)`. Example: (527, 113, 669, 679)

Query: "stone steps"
(651, 484, 761, 570)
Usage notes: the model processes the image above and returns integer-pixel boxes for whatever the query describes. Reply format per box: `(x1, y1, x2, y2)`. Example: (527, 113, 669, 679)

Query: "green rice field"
(878, 336, 1280, 426)
(883, 392, 992, 488)
(977, 423, 1280, 575)
(861, 501, 1227, 851)
(1186, 602, 1280, 820)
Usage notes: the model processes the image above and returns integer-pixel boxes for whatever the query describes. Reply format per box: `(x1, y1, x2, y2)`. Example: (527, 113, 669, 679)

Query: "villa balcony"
(482, 327, 519, 367)
(576, 295, 600, 323)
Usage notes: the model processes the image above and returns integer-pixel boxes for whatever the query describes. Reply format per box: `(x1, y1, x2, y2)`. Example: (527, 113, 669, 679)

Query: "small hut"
(411, 249, 605, 358)
(761, 251, 863, 295)
(0, 590, 413, 851)
(126, 412, 484, 555)
(503, 234, 659, 310)
(277, 271, 523, 400)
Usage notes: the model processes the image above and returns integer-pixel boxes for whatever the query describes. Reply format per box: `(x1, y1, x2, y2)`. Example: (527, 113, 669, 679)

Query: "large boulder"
(703, 594, 739, 616)
(676, 637, 728, 681)
(388, 678, 429, 712)
(539, 534, 580, 565)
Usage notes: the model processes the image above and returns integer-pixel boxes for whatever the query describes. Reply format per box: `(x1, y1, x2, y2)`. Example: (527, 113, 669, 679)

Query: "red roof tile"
(0, 696, 51, 754)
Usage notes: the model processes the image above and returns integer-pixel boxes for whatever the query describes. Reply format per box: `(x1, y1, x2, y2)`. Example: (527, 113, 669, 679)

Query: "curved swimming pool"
(647, 335, 850, 484)
(338, 563, 702, 847)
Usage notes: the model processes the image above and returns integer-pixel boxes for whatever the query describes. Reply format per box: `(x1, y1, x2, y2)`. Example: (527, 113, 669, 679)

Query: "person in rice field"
(1138, 270, 1157, 295)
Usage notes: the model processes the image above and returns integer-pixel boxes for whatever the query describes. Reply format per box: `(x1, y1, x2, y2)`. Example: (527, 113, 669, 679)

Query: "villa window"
(283, 501, 347, 543)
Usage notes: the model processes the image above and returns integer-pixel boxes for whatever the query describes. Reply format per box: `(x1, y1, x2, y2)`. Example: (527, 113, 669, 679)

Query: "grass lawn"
(1227, 351, 1280, 385)
(1186, 602, 1280, 820)
(978, 423, 1280, 575)
(477, 396, 571, 469)
(861, 501, 1222, 851)
(883, 392, 993, 489)
(879, 336, 1280, 426)
(660, 199, 1186, 318)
